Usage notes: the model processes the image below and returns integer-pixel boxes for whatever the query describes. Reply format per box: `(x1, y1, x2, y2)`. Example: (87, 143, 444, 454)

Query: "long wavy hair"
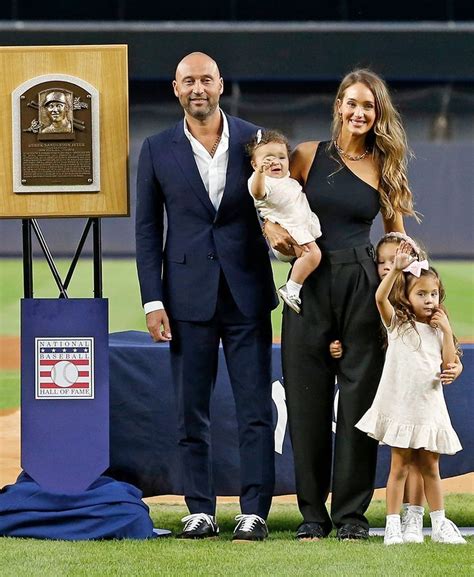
(391, 266, 461, 356)
(330, 69, 420, 223)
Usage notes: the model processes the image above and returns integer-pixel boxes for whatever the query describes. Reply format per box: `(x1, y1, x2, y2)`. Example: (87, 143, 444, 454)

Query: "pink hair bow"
(403, 259, 429, 277)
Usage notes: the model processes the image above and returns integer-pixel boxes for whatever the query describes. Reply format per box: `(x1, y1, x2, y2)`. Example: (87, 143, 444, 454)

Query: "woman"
(264, 69, 418, 540)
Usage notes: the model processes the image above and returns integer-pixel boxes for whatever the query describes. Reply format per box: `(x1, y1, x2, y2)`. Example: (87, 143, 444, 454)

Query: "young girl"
(374, 233, 461, 543)
(332, 235, 463, 542)
(356, 242, 466, 545)
(247, 129, 322, 314)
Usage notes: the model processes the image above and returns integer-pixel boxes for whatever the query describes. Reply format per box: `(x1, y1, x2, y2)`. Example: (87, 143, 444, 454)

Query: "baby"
(247, 129, 322, 314)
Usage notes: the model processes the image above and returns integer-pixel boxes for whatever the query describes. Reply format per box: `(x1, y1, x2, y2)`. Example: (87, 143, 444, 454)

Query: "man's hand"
(146, 309, 172, 342)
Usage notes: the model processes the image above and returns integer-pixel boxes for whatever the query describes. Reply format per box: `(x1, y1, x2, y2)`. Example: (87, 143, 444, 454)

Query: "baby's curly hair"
(246, 129, 291, 159)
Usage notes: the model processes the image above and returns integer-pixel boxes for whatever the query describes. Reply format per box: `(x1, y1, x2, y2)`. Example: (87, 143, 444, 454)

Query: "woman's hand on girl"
(440, 362, 462, 385)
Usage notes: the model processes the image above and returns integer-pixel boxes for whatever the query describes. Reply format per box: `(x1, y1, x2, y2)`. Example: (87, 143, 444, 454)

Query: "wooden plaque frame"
(0, 45, 129, 218)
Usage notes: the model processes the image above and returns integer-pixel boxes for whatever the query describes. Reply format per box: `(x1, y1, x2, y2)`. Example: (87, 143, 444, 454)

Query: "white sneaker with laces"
(402, 509, 424, 543)
(384, 515, 404, 545)
(431, 518, 467, 544)
(278, 285, 301, 314)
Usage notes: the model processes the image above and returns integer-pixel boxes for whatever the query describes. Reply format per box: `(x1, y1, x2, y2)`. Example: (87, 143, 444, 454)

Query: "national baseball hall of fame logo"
(35, 338, 94, 399)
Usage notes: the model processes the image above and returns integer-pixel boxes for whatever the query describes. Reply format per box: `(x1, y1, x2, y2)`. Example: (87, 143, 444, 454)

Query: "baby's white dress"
(356, 316, 462, 455)
(248, 172, 321, 245)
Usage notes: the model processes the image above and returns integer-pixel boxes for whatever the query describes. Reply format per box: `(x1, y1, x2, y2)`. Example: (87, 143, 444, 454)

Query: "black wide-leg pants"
(282, 245, 384, 532)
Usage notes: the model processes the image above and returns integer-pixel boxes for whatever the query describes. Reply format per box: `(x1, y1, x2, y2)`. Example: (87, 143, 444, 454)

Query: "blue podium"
(0, 301, 156, 540)
(21, 298, 109, 493)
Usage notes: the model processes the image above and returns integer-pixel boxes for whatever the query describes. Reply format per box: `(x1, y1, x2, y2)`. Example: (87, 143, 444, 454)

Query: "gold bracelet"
(261, 219, 267, 239)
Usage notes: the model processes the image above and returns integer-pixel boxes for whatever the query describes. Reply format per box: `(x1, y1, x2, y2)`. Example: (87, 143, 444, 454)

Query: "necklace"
(333, 140, 370, 161)
(210, 134, 221, 157)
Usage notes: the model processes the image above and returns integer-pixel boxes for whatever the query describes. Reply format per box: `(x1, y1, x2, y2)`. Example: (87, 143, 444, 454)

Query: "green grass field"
(0, 258, 473, 339)
(0, 260, 472, 572)
(0, 498, 472, 576)
(0, 258, 472, 411)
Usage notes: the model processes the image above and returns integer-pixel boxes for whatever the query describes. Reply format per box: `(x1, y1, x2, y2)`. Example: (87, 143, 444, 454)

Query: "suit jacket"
(135, 113, 278, 322)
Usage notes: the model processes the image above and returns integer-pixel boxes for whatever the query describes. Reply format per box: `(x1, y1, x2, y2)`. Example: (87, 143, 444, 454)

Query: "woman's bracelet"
(261, 219, 268, 239)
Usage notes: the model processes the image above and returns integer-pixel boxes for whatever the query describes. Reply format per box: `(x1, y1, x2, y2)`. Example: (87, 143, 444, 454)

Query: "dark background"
(0, 3, 472, 257)
(1, 1, 473, 21)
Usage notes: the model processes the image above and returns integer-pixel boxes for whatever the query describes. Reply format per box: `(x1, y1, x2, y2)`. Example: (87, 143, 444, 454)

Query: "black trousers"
(169, 275, 275, 518)
(282, 245, 384, 532)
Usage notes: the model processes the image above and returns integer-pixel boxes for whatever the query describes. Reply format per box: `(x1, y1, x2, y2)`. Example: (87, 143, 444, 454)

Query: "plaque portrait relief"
(12, 74, 100, 193)
(39, 89, 74, 137)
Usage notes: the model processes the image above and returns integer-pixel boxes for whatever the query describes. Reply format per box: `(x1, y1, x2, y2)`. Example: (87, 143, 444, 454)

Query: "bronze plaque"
(13, 75, 100, 193)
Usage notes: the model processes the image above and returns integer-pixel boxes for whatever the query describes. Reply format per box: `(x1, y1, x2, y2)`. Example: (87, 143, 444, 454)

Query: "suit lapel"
(171, 123, 216, 217)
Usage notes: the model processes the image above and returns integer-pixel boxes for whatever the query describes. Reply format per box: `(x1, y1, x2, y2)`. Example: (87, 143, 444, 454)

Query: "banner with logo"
(21, 299, 108, 493)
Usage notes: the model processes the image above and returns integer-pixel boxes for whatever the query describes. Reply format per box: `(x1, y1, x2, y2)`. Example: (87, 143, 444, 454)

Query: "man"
(135, 52, 278, 541)
(41, 91, 72, 134)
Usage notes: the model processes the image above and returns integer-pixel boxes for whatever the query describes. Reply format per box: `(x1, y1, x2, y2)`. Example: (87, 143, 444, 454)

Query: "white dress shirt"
(144, 111, 230, 315)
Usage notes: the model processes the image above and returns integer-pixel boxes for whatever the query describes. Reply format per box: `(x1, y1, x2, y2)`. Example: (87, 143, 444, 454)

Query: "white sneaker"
(384, 515, 404, 545)
(278, 285, 301, 314)
(431, 518, 467, 544)
(402, 509, 424, 543)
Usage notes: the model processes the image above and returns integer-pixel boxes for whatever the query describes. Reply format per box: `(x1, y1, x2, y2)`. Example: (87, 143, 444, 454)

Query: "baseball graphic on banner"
(35, 338, 94, 399)
(51, 360, 79, 387)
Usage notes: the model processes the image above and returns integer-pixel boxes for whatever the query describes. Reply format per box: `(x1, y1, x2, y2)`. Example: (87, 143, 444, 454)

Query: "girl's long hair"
(391, 267, 462, 356)
(330, 69, 420, 223)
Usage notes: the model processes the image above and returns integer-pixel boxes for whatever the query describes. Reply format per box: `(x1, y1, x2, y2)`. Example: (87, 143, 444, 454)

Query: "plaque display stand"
(21, 217, 103, 299)
(0, 222, 161, 539)
(20, 216, 109, 493)
(0, 45, 167, 540)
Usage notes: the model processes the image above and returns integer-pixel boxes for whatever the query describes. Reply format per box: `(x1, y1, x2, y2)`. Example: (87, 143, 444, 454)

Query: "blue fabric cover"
(107, 332, 474, 496)
(0, 472, 155, 540)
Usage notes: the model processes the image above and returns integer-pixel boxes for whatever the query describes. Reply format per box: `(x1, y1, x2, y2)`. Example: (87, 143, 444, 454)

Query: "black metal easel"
(21, 218, 103, 299)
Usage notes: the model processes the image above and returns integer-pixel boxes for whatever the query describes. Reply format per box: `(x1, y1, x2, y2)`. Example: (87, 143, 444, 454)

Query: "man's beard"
(185, 99, 218, 121)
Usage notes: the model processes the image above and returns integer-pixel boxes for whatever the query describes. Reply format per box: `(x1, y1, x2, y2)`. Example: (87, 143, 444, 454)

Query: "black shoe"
(336, 524, 369, 541)
(232, 514, 268, 542)
(296, 522, 329, 541)
(177, 513, 219, 539)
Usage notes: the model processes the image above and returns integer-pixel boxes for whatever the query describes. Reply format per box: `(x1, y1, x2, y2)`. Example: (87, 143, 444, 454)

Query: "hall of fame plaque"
(12, 74, 100, 193)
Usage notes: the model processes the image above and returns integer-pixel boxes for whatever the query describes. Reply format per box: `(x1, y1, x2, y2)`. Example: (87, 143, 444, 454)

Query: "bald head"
(175, 52, 220, 81)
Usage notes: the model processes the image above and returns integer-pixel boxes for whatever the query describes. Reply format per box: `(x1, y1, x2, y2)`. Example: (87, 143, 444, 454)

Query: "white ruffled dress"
(356, 316, 462, 455)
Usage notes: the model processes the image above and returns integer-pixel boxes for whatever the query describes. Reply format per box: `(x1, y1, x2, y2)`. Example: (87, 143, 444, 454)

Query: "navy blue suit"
(136, 114, 278, 517)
